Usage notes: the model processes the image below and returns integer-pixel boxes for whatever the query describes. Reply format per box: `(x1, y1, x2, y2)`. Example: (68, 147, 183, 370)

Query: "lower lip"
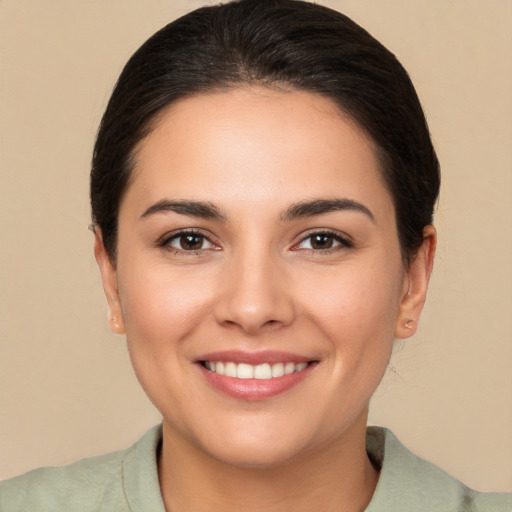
(198, 363, 316, 401)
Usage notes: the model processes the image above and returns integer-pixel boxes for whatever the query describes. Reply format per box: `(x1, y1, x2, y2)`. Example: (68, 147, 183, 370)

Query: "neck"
(158, 411, 379, 512)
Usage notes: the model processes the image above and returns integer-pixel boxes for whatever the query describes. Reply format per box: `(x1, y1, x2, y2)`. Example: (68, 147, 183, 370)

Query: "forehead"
(124, 88, 393, 219)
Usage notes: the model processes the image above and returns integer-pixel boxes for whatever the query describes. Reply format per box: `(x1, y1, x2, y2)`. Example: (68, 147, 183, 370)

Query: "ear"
(395, 225, 436, 339)
(93, 228, 125, 334)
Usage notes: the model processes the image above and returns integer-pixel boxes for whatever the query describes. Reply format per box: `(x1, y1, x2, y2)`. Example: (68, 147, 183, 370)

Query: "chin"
(205, 436, 308, 469)
(168, 412, 316, 469)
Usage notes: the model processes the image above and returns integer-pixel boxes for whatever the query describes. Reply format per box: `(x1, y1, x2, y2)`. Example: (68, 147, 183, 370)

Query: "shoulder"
(0, 449, 126, 512)
(0, 425, 164, 512)
(365, 427, 512, 512)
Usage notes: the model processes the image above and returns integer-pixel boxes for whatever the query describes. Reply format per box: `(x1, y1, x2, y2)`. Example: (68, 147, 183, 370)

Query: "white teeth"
(236, 363, 254, 379)
(204, 360, 310, 379)
(284, 362, 295, 375)
(271, 362, 285, 377)
(225, 362, 237, 378)
(254, 363, 272, 379)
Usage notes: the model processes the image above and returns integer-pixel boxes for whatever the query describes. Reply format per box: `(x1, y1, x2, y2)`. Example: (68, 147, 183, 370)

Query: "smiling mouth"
(201, 361, 313, 379)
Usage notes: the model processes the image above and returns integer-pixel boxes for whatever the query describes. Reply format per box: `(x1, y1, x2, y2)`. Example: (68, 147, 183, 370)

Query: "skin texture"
(95, 88, 436, 512)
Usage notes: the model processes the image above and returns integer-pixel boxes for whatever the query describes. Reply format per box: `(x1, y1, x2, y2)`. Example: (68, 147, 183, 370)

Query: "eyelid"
(291, 228, 354, 251)
(156, 227, 353, 253)
(157, 228, 220, 251)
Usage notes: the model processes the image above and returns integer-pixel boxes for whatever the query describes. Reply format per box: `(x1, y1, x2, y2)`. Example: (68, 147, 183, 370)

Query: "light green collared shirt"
(1, 425, 510, 511)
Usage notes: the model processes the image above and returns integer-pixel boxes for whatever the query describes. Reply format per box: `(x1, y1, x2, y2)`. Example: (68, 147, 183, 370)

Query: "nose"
(213, 250, 296, 335)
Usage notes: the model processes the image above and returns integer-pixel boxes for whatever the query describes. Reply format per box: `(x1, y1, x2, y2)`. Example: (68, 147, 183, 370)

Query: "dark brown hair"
(91, 0, 440, 264)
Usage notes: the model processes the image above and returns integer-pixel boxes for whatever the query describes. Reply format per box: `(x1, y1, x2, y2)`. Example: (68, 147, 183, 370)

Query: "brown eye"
(179, 234, 204, 250)
(310, 234, 334, 249)
(294, 231, 353, 252)
(163, 231, 216, 252)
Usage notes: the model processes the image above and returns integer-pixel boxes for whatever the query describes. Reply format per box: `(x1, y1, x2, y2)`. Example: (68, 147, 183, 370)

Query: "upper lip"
(195, 350, 315, 365)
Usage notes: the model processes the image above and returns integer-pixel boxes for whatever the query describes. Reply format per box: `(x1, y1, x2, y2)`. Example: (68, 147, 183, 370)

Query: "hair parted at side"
(91, 0, 440, 264)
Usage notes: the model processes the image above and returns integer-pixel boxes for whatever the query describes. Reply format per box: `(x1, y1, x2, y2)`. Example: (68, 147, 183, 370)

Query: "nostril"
(213, 284, 295, 334)
(262, 319, 286, 330)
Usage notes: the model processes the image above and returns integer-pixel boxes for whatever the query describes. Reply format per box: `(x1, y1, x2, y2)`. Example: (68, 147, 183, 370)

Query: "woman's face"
(96, 88, 433, 467)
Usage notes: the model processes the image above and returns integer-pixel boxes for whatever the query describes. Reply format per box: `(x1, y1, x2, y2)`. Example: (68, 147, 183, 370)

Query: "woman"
(1, 0, 510, 510)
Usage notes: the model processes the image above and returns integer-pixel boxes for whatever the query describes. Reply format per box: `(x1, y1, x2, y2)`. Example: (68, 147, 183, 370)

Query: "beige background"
(1, 0, 511, 492)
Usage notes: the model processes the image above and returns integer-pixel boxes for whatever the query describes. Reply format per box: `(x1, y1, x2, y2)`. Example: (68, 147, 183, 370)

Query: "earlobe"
(109, 314, 125, 335)
(93, 228, 125, 335)
(395, 225, 436, 339)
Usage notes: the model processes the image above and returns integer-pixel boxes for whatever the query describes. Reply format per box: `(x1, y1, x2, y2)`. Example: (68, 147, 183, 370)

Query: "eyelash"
(157, 229, 353, 255)
(292, 229, 354, 253)
(158, 229, 218, 255)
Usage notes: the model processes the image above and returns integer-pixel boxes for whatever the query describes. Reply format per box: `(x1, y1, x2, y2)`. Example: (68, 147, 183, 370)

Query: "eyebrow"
(140, 197, 374, 223)
(280, 198, 375, 222)
(140, 200, 227, 221)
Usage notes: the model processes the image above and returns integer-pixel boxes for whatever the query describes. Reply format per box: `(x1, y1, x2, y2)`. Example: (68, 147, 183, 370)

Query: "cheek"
(297, 259, 404, 343)
(119, 261, 212, 335)
(115, 262, 218, 416)
(116, 262, 219, 390)
(296, 257, 404, 406)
